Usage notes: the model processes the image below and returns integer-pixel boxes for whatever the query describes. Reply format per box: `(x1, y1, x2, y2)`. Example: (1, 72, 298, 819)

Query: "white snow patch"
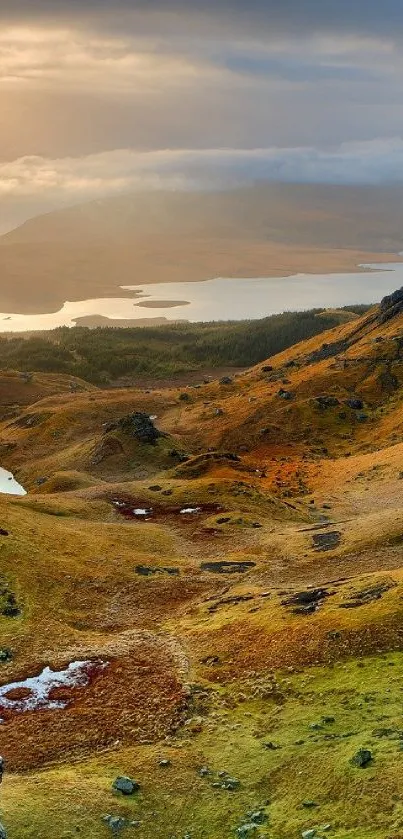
(134, 508, 152, 516)
(180, 507, 202, 514)
(0, 660, 108, 713)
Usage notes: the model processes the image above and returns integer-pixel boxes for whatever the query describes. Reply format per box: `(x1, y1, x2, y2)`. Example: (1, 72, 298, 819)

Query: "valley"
(0, 287, 401, 837)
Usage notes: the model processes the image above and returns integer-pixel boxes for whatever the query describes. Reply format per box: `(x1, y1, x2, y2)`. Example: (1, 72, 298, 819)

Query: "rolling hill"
(0, 287, 401, 837)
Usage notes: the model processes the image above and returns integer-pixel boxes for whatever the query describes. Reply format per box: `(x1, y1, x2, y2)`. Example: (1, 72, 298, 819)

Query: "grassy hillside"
(0, 288, 401, 838)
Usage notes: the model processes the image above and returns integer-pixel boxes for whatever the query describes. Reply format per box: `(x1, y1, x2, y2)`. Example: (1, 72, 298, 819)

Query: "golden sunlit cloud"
(0, 26, 219, 92)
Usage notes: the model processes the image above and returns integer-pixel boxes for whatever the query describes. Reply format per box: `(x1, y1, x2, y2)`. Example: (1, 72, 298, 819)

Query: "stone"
(314, 395, 340, 409)
(0, 822, 6, 839)
(221, 777, 241, 790)
(249, 810, 267, 824)
(158, 759, 171, 767)
(312, 531, 341, 552)
(277, 389, 294, 400)
(237, 825, 258, 836)
(220, 376, 233, 385)
(281, 588, 331, 615)
(350, 748, 373, 767)
(302, 831, 316, 839)
(346, 398, 364, 410)
(112, 776, 140, 795)
(102, 815, 127, 834)
(200, 560, 256, 574)
(0, 649, 12, 663)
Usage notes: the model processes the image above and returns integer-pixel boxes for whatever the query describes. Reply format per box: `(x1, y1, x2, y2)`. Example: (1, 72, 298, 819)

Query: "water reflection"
(0, 263, 401, 332)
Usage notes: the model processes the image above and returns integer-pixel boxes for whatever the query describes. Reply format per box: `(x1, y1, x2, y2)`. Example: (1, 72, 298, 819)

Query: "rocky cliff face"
(379, 286, 403, 322)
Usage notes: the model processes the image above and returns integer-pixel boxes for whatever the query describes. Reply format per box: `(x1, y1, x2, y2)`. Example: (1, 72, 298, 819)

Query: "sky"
(2, 0, 403, 231)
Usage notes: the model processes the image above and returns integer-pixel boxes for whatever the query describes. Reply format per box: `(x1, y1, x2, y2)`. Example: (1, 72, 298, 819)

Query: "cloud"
(2, 139, 403, 208)
(2, 1, 403, 39)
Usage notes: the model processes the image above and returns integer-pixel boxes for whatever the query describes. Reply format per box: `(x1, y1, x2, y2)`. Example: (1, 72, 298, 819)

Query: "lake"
(0, 262, 401, 332)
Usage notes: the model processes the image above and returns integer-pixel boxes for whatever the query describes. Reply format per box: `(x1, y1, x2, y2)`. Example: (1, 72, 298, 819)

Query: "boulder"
(350, 748, 373, 767)
(312, 531, 341, 552)
(112, 776, 140, 795)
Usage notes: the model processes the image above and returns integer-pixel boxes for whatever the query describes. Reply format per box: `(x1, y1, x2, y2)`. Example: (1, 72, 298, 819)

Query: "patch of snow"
(180, 507, 202, 514)
(149, 415, 158, 420)
(0, 468, 26, 496)
(0, 660, 108, 713)
(134, 508, 152, 516)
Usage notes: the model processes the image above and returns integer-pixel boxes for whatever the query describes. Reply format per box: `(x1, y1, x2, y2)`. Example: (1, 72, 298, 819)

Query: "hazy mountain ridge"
(1, 183, 402, 315)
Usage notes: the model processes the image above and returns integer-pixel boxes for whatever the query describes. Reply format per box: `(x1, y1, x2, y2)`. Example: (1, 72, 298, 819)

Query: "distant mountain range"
(1, 183, 403, 314)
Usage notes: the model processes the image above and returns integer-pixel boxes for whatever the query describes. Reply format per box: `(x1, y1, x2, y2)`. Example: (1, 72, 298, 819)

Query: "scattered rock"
(346, 398, 364, 410)
(135, 565, 179, 577)
(237, 825, 259, 836)
(277, 389, 294, 400)
(158, 759, 171, 768)
(220, 376, 233, 385)
(112, 776, 140, 795)
(314, 395, 340, 409)
(220, 777, 241, 790)
(148, 485, 162, 492)
(302, 830, 317, 839)
(312, 531, 341, 552)
(0, 530, 8, 537)
(281, 588, 331, 615)
(201, 560, 256, 574)
(350, 748, 373, 767)
(0, 649, 12, 663)
(102, 815, 128, 834)
(340, 579, 396, 609)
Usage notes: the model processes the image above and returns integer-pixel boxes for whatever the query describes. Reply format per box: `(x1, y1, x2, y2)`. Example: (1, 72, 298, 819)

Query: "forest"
(0, 306, 370, 384)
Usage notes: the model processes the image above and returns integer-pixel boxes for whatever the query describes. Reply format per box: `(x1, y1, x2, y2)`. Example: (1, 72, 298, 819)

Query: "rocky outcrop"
(118, 412, 164, 444)
(379, 286, 403, 323)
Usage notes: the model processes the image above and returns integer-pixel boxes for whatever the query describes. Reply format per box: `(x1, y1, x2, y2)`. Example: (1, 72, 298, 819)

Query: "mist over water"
(0, 263, 401, 332)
